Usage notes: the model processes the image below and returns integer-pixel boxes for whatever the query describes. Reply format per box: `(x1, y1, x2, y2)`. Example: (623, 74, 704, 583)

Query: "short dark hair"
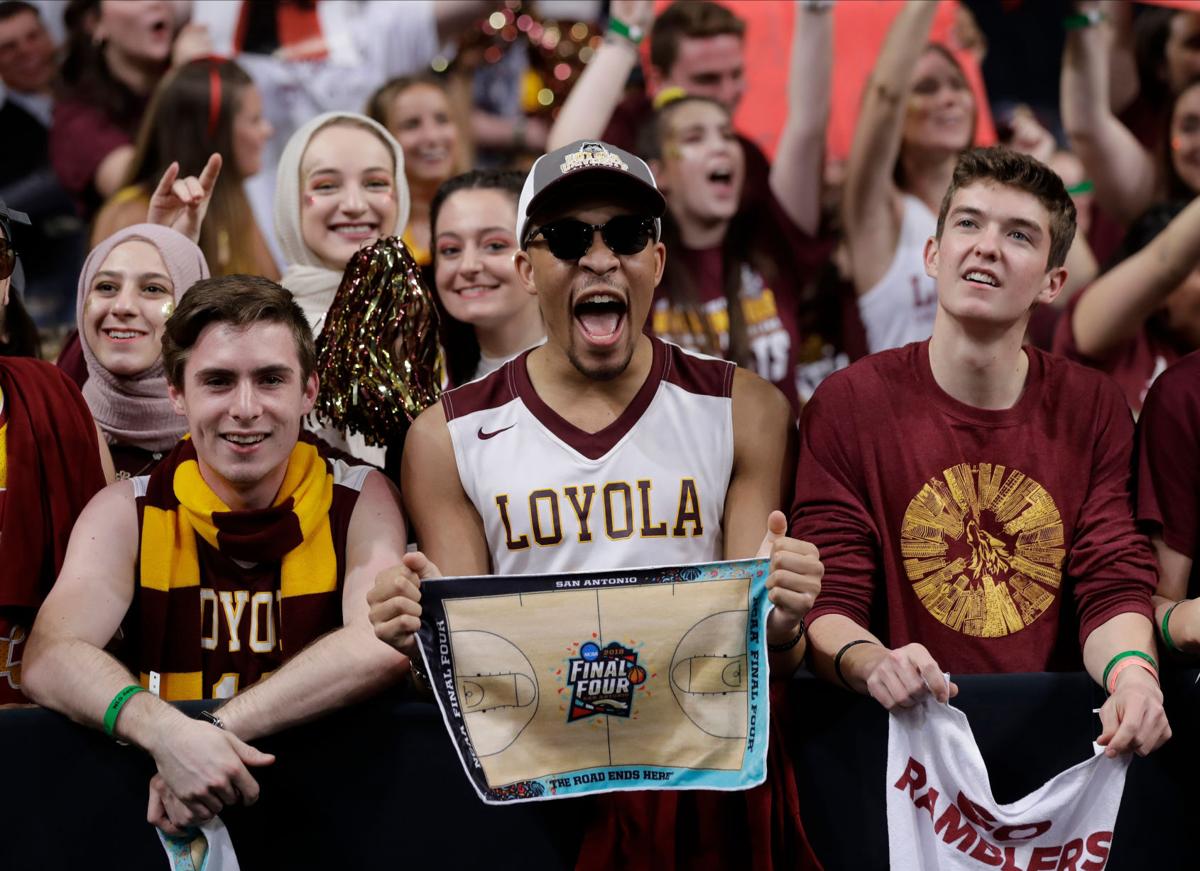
(0, 1, 40, 24)
(649, 1, 745, 76)
(162, 275, 316, 389)
(430, 168, 525, 239)
(935, 147, 1077, 270)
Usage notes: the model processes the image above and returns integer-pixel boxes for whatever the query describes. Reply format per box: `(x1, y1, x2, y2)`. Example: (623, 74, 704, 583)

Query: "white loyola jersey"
(443, 337, 735, 575)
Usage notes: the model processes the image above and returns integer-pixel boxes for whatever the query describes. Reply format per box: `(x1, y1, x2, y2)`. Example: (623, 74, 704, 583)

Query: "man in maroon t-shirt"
(796, 147, 1170, 758)
(1136, 350, 1200, 653)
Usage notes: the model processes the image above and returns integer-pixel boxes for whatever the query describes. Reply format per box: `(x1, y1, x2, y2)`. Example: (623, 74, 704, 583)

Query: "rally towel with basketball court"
(416, 558, 771, 804)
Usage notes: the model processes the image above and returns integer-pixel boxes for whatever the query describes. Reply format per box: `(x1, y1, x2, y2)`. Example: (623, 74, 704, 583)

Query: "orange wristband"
(1106, 657, 1158, 694)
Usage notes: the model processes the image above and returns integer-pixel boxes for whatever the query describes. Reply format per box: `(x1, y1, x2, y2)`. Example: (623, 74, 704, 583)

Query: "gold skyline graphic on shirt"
(900, 463, 1065, 637)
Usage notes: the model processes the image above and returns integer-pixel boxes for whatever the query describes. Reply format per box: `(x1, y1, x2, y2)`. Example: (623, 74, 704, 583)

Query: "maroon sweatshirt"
(1136, 350, 1200, 598)
(794, 341, 1156, 674)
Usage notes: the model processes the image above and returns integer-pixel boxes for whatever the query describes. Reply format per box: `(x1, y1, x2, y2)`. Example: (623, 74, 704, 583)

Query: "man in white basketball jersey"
(368, 135, 823, 871)
(369, 138, 820, 671)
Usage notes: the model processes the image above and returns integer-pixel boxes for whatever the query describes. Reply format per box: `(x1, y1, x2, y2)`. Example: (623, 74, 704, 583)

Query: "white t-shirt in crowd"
(858, 194, 939, 354)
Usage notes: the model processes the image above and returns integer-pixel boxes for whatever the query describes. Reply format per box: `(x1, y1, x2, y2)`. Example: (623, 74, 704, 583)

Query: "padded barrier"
(1, 671, 1195, 870)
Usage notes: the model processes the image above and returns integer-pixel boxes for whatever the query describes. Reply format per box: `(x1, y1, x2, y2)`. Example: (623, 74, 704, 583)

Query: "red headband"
(208, 63, 221, 141)
(194, 55, 230, 142)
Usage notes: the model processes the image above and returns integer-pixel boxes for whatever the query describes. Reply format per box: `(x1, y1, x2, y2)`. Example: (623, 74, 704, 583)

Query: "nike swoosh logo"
(477, 424, 515, 440)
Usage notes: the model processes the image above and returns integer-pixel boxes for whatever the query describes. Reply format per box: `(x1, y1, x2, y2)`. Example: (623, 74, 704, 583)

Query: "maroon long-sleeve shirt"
(793, 341, 1155, 674)
(1136, 350, 1200, 598)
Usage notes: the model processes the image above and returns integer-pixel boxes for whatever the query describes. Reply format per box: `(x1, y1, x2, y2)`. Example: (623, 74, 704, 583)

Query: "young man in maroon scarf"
(0, 200, 110, 706)
(23, 275, 416, 833)
(797, 147, 1171, 758)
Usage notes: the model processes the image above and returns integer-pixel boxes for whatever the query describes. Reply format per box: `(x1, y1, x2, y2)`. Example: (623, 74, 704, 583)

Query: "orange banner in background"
(649, 0, 995, 163)
(1138, 0, 1200, 9)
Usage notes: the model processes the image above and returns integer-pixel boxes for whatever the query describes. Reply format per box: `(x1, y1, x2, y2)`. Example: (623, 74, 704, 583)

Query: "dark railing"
(2, 671, 1195, 869)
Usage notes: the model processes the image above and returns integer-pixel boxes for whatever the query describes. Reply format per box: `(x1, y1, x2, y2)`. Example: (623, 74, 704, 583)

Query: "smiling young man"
(796, 147, 1171, 758)
(22, 275, 412, 833)
(369, 140, 823, 868)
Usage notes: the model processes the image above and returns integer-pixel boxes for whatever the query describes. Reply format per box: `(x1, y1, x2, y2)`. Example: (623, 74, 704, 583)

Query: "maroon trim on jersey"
(441, 359, 520, 422)
(662, 344, 735, 399)
(513, 337, 669, 461)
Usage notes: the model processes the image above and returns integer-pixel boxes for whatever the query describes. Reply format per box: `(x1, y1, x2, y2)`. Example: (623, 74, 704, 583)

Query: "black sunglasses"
(527, 216, 657, 260)
(0, 239, 13, 281)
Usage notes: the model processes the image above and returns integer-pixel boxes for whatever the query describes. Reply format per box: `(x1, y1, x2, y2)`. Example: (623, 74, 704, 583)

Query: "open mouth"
(330, 223, 379, 240)
(221, 433, 268, 451)
(708, 168, 735, 191)
(573, 292, 628, 346)
(416, 146, 450, 162)
(963, 270, 1000, 288)
(456, 284, 500, 299)
(103, 328, 147, 342)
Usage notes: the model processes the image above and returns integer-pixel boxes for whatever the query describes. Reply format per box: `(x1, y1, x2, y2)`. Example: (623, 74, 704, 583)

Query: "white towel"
(886, 691, 1128, 870)
(157, 816, 241, 871)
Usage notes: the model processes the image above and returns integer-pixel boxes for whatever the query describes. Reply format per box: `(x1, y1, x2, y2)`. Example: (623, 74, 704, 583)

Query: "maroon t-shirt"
(1051, 289, 1181, 415)
(1136, 350, 1200, 598)
(649, 194, 841, 413)
(794, 341, 1156, 674)
(50, 95, 142, 217)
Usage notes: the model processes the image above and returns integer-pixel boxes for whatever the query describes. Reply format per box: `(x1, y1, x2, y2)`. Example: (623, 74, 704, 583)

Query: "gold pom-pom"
(314, 237, 444, 446)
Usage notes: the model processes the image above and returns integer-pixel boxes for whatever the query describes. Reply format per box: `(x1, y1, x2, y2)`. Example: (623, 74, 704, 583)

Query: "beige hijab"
(77, 225, 210, 452)
(274, 111, 410, 334)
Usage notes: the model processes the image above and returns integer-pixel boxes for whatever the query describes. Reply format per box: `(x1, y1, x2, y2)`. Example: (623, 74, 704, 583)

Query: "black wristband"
(768, 619, 805, 653)
(833, 639, 877, 690)
(409, 653, 429, 687)
(198, 709, 226, 730)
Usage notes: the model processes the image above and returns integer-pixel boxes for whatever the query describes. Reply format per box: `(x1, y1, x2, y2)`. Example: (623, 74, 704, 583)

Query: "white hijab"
(274, 111, 410, 334)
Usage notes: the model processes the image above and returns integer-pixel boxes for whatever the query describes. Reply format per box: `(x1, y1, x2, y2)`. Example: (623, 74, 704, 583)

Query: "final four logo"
(566, 641, 646, 721)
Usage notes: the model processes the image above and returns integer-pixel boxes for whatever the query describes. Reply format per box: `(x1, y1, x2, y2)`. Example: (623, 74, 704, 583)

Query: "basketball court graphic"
(417, 559, 771, 804)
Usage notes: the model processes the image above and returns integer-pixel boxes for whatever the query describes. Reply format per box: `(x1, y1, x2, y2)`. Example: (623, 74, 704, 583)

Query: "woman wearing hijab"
(274, 111, 410, 336)
(75, 223, 209, 477)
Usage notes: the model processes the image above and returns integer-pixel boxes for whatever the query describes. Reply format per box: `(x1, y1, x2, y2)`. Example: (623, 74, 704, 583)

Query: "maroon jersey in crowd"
(794, 341, 1156, 673)
(49, 95, 145, 218)
(650, 193, 842, 413)
(1052, 289, 1185, 416)
(1136, 350, 1200, 598)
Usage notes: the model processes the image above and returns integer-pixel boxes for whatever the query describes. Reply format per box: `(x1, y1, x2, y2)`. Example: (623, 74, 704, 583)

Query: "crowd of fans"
(2, 0, 1199, 866)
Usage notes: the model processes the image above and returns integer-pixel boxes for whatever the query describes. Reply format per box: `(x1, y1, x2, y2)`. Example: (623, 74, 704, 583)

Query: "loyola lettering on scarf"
(886, 695, 1128, 871)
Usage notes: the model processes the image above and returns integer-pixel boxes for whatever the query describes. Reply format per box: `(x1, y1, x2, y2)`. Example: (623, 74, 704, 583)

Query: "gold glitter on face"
(161, 300, 175, 319)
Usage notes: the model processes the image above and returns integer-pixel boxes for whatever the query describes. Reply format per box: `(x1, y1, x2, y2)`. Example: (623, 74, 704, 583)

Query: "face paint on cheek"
(305, 195, 316, 207)
(1173, 136, 1183, 152)
(161, 300, 175, 319)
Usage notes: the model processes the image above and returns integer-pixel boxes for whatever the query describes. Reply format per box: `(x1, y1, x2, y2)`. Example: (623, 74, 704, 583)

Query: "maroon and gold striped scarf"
(137, 437, 337, 699)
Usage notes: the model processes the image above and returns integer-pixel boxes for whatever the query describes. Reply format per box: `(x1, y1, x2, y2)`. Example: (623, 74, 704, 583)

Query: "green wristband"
(103, 684, 146, 738)
(607, 16, 645, 46)
(1063, 10, 1102, 31)
(1162, 601, 1184, 654)
(1101, 650, 1157, 692)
